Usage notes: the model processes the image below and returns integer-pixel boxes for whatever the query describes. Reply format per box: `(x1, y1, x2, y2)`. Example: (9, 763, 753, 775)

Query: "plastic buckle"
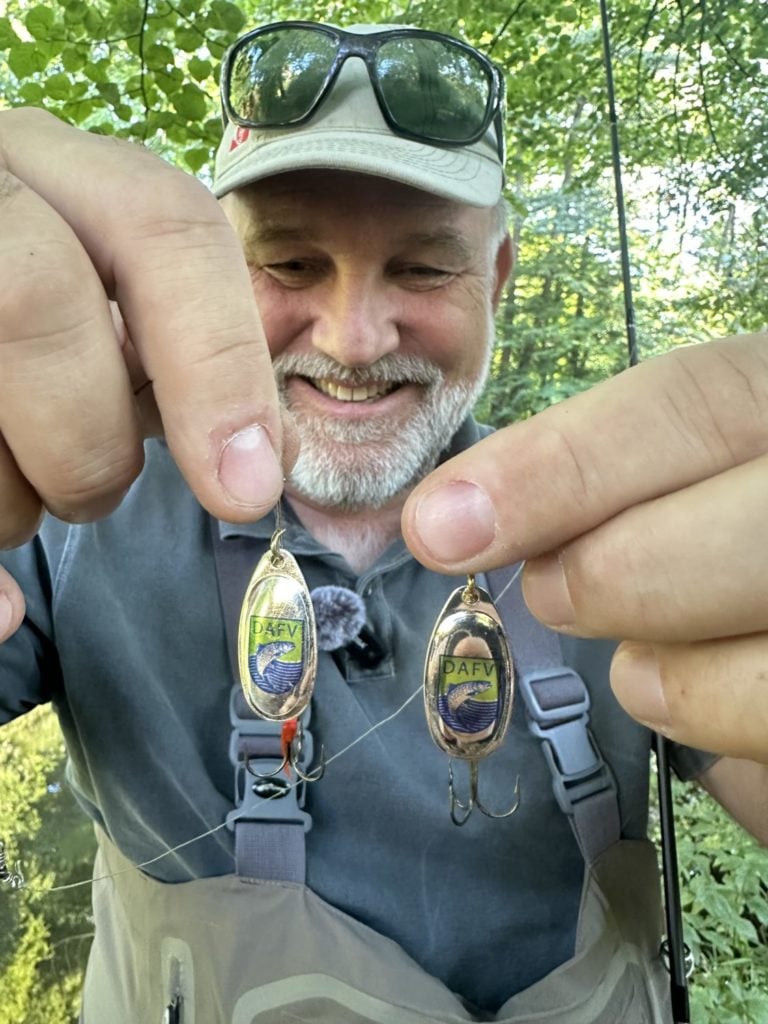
(226, 761, 312, 832)
(228, 688, 278, 763)
(226, 686, 313, 833)
(520, 667, 591, 725)
(520, 668, 614, 815)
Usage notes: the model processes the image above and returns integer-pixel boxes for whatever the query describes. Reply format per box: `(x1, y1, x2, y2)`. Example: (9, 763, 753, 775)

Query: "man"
(0, 20, 766, 1024)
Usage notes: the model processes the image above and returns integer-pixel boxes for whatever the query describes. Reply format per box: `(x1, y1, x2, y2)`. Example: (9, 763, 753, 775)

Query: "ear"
(491, 233, 513, 311)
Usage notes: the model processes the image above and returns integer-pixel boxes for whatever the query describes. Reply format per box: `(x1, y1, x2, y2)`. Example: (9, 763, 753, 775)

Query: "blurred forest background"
(0, 0, 767, 1020)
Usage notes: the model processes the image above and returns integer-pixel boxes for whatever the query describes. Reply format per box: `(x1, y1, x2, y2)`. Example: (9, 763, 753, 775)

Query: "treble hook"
(288, 717, 326, 783)
(448, 761, 520, 827)
(245, 717, 326, 784)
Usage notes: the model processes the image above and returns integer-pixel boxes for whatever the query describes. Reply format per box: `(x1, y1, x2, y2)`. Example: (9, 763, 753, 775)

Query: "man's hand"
(0, 108, 286, 642)
(403, 334, 768, 763)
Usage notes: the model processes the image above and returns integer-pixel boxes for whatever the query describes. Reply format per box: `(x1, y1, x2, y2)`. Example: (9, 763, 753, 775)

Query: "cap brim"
(214, 127, 502, 207)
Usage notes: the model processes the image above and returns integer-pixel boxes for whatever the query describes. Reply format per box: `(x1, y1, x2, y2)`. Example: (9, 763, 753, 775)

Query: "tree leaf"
(61, 45, 86, 73)
(0, 16, 21, 49)
(211, 0, 245, 33)
(8, 41, 50, 77)
(188, 56, 212, 82)
(183, 144, 213, 172)
(172, 82, 211, 121)
(24, 5, 56, 41)
(45, 72, 73, 102)
(18, 81, 45, 104)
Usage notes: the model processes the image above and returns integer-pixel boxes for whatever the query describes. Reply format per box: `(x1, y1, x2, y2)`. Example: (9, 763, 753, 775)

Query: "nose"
(311, 270, 399, 367)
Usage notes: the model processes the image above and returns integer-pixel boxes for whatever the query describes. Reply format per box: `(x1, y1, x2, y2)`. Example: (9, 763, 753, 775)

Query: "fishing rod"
(597, 1, 691, 1019)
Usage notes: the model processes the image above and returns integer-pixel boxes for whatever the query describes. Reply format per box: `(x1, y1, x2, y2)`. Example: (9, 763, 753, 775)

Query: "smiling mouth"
(301, 377, 401, 403)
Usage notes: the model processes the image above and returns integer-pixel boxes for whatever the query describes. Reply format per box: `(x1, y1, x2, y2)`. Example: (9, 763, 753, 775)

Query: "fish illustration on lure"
(439, 679, 496, 735)
(249, 639, 299, 695)
(447, 679, 492, 712)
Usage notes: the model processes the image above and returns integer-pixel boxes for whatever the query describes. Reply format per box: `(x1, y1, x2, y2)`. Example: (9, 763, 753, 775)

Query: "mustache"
(271, 352, 444, 388)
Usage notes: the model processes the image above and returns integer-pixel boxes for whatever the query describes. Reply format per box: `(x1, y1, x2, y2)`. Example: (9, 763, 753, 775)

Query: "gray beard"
(272, 351, 490, 510)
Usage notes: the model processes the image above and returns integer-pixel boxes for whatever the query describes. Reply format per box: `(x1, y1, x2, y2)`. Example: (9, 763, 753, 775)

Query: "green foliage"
(650, 775, 768, 1024)
(478, 185, 633, 424)
(0, 0, 233, 167)
(0, 1, 764, 342)
(0, 708, 96, 1024)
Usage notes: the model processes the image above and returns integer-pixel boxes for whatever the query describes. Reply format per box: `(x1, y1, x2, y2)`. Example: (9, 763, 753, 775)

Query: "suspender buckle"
(520, 668, 615, 815)
(226, 687, 312, 832)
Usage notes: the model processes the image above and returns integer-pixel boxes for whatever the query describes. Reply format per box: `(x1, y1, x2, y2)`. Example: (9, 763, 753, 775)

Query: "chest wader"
(79, 534, 673, 1024)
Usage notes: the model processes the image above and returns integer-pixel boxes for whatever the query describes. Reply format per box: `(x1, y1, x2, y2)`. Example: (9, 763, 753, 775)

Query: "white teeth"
(312, 378, 395, 402)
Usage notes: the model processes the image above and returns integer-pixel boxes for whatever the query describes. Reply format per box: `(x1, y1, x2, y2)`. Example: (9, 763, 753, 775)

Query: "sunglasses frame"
(220, 21, 506, 166)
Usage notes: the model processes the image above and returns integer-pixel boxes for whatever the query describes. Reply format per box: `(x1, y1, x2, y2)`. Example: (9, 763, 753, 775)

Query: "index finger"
(1, 108, 284, 521)
(402, 334, 768, 571)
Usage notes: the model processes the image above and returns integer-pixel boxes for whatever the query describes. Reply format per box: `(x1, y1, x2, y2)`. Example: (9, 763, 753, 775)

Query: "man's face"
(224, 171, 508, 511)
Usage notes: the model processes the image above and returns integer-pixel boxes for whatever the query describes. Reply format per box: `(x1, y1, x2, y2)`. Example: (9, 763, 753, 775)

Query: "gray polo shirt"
(0, 420, 715, 1013)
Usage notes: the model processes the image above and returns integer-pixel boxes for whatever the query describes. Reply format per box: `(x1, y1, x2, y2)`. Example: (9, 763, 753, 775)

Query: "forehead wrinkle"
(245, 225, 317, 248)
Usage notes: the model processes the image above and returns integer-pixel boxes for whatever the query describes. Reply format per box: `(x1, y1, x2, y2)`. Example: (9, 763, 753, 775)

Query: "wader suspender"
(212, 527, 313, 883)
(487, 567, 620, 865)
(211, 524, 621, 881)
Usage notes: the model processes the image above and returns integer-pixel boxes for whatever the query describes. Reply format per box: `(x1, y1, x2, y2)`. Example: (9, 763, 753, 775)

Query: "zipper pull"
(163, 994, 182, 1023)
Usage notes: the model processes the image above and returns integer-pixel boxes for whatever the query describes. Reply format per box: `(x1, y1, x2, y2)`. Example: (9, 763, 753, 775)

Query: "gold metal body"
(423, 576, 513, 760)
(237, 531, 317, 721)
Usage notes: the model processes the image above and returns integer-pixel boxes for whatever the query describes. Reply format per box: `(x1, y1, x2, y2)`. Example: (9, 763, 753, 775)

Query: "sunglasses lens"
(375, 37, 493, 143)
(229, 28, 337, 124)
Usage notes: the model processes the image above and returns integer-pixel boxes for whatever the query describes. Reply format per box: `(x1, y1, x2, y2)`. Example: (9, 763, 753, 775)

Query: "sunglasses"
(220, 21, 506, 165)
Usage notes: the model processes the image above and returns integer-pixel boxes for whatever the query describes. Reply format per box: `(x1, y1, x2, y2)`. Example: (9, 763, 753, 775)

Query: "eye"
(393, 264, 455, 289)
(261, 260, 323, 286)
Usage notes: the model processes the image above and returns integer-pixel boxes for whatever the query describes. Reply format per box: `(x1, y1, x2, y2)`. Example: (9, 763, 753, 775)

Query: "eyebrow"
(398, 230, 474, 264)
(242, 225, 313, 249)
(243, 225, 474, 263)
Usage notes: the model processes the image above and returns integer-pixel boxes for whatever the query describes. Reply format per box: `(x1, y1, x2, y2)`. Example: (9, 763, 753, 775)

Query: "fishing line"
(492, 560, 525, 605)
(18, 564, 526, 897)
(23, 679, 425, 896)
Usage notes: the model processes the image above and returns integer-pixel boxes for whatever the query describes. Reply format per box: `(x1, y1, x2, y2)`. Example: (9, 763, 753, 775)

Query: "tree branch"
(697, 0, 728, 166)
(487, 0, 528, 56)
(138, 0, 151, 138)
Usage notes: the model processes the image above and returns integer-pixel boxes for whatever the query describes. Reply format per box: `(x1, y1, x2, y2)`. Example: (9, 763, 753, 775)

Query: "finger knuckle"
(184, 329, 257, 371)
(43, 443, 144, 518)
(711, 337, 768, 449)
(538, 425, 593, 505)
(0, 246, 99, 348)
(121, 201, 240, 279)
(567, 521, 664, 636)
(663, 339, 768, 467)
(120, 169, 224, 241)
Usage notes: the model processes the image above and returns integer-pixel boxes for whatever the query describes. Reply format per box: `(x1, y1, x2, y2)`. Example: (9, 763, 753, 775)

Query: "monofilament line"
(30, 682, 425, 896)
(25, 564, 525, 896)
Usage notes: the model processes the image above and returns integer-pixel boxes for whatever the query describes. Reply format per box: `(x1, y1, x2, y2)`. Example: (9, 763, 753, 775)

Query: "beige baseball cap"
(212, 24, 504, 208)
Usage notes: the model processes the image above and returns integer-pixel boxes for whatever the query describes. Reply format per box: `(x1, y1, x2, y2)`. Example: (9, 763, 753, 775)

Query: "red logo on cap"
(229, 126, 251, 152)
